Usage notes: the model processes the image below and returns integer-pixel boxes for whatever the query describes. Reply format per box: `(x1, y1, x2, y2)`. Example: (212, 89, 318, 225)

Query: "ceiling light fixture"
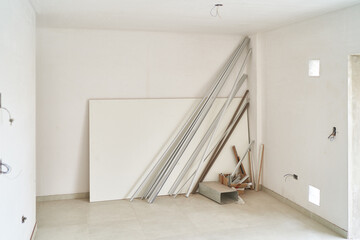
(210, 3, 223, 18)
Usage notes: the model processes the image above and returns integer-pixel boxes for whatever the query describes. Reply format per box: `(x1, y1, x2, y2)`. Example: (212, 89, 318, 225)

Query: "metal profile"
(199, 181, 238, 204)
(146, 38, 250, 203)
(172, 95, 249, 197)
(168, 74, 247, 196)
(130, 37, 251, 203)
(186, 48, 252, 197)
(230, 141, 254, 178)
(191, 102, 250, 194)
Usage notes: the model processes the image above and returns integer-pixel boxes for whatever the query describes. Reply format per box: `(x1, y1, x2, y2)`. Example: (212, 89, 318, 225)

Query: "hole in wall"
(309, 185, 320, 206)
(308, 59, 320, 77)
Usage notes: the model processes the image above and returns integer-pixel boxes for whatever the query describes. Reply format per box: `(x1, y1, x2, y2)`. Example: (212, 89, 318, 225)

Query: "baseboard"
(36, 192, 89, 202)
(262, 186, 348, 239)
(30, 222, 37, 240)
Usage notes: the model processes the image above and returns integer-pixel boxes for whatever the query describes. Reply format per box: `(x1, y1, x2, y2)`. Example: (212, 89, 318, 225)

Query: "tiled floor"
(36, 191, 344, 240)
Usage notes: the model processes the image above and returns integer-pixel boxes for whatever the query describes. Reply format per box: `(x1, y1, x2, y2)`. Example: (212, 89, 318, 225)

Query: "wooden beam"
(256, 144, 265, 191)
(232, 146, 247, 178)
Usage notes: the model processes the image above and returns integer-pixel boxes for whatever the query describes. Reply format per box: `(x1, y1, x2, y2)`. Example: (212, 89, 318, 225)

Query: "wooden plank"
(219, 173, 224, 184)
(232, 146, 247, 178)
(248, 149, 254, 189)
(235, 183, 249, 188)
(236, 188, 245, 195)
(256, 144, 265, 191)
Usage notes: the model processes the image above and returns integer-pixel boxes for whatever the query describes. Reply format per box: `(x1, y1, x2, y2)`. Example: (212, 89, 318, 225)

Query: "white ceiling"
(30, 0, 360, 34)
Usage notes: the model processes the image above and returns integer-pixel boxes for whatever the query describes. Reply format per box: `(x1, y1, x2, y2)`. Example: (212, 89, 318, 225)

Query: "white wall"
(248, 34, 264, 173)
(36, 29, 253, 196)
(260, 5, 360, 230)
(0, 0, 36, 239)
(348, 55, 360, 239)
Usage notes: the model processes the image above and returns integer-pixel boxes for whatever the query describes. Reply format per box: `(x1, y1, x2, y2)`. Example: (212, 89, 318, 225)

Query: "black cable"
(0, 161, 11, 174)
(284, 174, 298, 181)
(0, 94, 14, 125)
(328, 127, 337, 141)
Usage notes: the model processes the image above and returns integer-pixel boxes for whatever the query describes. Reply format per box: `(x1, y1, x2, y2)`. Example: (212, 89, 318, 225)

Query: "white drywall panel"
(260, 4, 360, 230)
(89, 98, 249, 202)
(36, 29, 247, 197)
(0, 0, 36, 239)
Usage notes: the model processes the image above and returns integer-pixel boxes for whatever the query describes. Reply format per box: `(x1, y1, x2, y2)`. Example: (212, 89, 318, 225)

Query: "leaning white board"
(89, 98, 249, 202)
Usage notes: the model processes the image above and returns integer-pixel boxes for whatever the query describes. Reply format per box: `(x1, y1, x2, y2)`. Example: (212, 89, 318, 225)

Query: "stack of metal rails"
(130, 36, 254, 204)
